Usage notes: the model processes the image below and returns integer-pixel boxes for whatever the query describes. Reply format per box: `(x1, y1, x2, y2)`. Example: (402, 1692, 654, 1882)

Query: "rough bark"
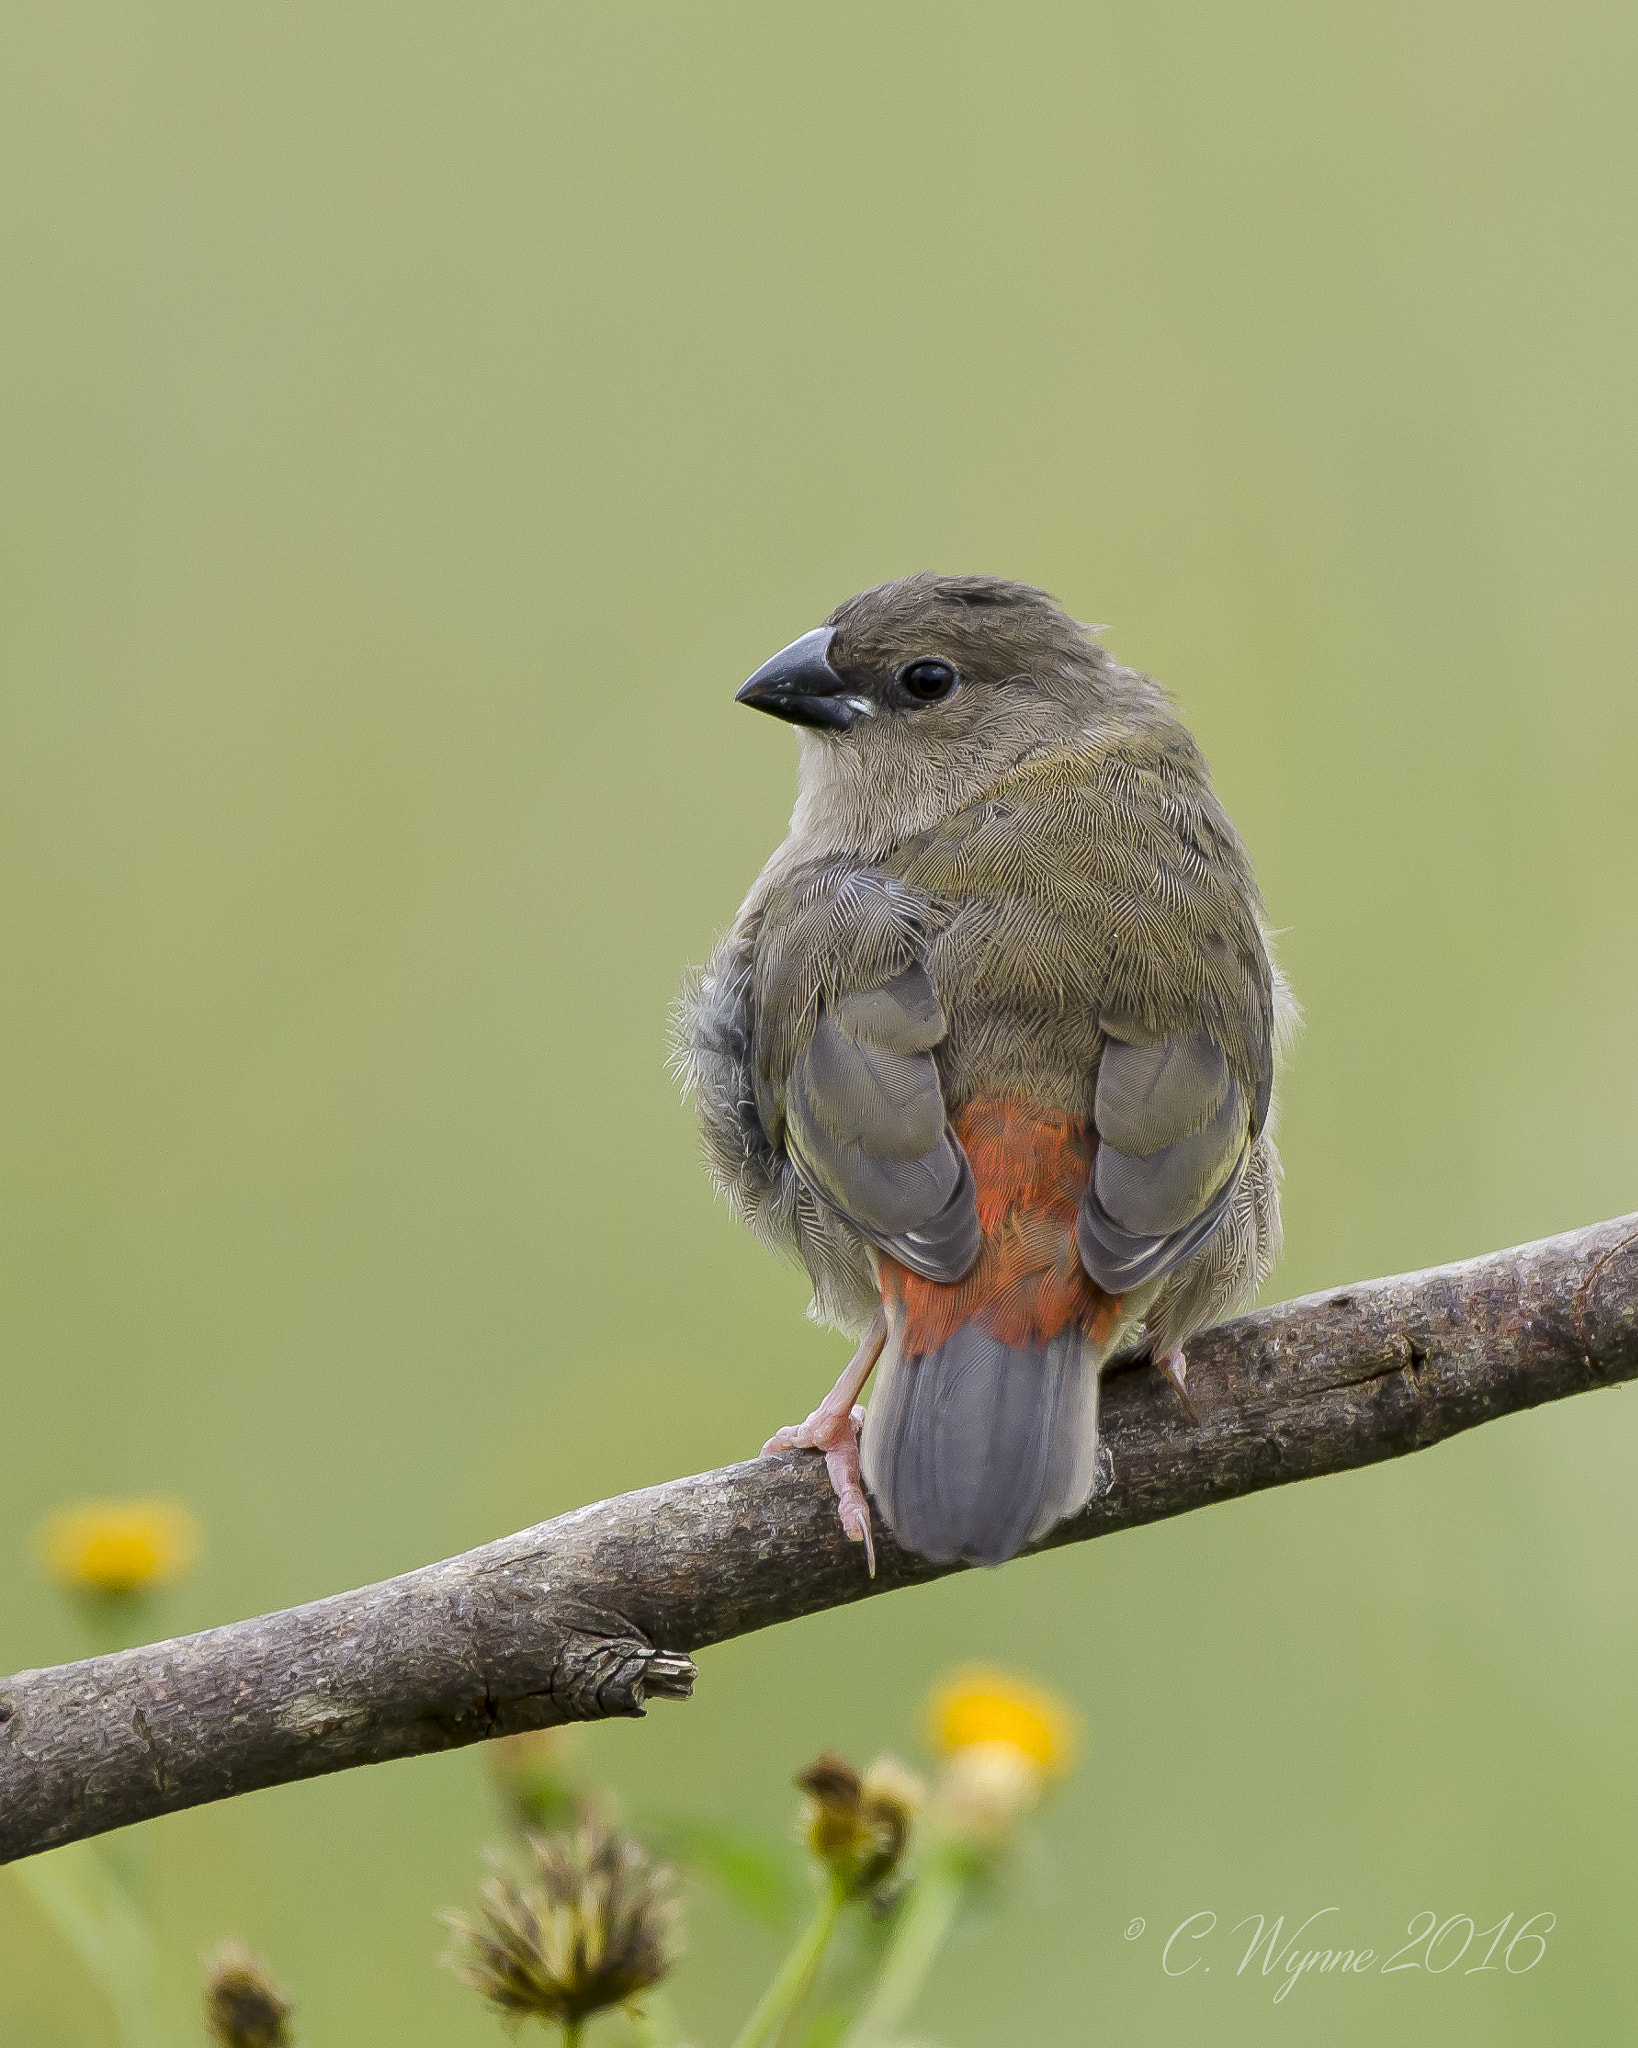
(3, 1214, 1635, 1865)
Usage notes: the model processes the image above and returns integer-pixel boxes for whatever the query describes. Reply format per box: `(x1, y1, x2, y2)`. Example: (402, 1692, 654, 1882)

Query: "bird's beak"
(734, 627, 857, 731)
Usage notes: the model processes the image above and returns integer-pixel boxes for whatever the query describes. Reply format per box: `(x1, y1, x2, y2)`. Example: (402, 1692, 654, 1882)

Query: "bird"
(676, 574, 1295, 1569)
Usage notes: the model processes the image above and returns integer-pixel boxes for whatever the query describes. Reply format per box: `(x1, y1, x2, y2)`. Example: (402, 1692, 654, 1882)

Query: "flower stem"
(7, 1841, 165, 2048)
(728, 1883, 843, 2048)
(838, 1859, 965, 2048)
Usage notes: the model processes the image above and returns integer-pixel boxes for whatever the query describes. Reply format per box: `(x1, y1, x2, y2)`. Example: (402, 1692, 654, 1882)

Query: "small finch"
(679, 575, 1293, 1568)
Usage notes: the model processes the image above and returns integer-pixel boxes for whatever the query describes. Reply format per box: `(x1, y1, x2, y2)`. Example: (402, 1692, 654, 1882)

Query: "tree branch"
(3, 1214, 1635, 1865)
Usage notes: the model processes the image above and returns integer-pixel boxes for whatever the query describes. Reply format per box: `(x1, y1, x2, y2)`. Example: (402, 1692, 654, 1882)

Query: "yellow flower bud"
(37, 1497, 200, 1598)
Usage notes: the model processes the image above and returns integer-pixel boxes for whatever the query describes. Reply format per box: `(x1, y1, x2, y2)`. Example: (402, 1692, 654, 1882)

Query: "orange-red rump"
(881, 1096, 1121, 1357)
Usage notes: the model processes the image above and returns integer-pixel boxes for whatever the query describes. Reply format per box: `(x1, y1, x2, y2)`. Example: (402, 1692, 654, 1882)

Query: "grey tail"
(859, 1321, 1101, 1566)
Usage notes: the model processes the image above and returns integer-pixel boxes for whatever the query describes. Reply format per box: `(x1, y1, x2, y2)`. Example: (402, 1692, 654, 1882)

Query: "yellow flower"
(37, 1497, 200, 1597)
(926, 1667, 1078, 1780)
(937, 1743, 1045, 1844)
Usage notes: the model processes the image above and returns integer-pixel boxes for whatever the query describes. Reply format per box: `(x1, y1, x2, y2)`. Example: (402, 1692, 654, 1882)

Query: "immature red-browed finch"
(678, 575, 1293, 1567)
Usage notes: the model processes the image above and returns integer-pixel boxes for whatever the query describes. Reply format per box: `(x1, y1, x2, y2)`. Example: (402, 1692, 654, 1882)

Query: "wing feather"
(784, 963, 980, 1282)
(1079, 1033, 1253, 1293)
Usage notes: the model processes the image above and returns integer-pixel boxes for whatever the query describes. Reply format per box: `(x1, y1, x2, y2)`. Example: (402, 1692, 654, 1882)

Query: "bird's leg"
(1155, 1343, 1199, 1426)
(761, 1308, 888, 1575)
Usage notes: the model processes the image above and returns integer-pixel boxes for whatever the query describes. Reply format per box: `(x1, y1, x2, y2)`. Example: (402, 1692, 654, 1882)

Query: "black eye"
(899, 658, 958, 702)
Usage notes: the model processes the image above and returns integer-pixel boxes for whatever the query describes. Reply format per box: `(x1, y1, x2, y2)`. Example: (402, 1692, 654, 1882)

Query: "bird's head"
(736, 574, 1157, 850)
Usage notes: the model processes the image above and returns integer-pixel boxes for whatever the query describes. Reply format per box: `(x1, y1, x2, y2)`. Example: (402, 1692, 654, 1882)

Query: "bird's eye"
(899, 658, 958, 702)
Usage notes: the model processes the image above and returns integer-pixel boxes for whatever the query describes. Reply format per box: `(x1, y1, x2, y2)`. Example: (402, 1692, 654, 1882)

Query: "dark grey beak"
(734, 627, 856, 731)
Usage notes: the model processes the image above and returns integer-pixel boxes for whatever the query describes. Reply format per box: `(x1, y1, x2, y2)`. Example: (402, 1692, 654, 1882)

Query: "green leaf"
(638, 1813, 806, 1936)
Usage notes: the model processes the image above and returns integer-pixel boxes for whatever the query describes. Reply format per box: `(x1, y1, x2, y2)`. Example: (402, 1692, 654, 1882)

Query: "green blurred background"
(3, 3, 1635, 2041)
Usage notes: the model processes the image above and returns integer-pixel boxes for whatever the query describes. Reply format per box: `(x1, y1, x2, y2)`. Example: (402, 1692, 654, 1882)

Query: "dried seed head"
(444, 1823, 679, 2028)
(796, 1751, 924, 1900)
(860, 1754, 925, 1836)
(796, 1751, 864, 1867)
(202, 1940, 293, 2048)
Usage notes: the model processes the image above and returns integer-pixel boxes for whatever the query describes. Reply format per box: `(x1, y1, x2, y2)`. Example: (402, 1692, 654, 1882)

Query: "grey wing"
(1077, 1028, 1258, 1293)
(783, 963, 981, 1282)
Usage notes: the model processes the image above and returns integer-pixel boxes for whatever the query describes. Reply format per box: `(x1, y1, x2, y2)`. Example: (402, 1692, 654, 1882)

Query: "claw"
(1156, 1344, 1199, 1426)
(824, 1405, 876, 1576)
(839, 1493, 877, 1577)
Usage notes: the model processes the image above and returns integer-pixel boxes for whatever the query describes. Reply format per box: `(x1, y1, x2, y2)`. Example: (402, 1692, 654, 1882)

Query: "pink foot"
(763, 1401, 875, 1573)
(1156, 1343, 1199, 1426)
(761, 1311, 886, 1575)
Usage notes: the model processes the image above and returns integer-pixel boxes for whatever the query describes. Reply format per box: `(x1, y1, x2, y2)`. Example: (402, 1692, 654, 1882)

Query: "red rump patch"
(880, 1096, 1121, 1359)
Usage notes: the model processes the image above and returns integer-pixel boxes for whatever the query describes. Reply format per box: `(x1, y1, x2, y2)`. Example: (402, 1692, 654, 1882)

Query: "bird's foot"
(762, 1400, 875, 1574)
(1155, 1343, 1199, 1426)
(760, 1311, 886, 1576)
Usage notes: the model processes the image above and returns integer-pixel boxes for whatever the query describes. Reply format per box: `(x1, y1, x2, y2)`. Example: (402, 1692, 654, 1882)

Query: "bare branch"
(3, 1214, 1635, 1865)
